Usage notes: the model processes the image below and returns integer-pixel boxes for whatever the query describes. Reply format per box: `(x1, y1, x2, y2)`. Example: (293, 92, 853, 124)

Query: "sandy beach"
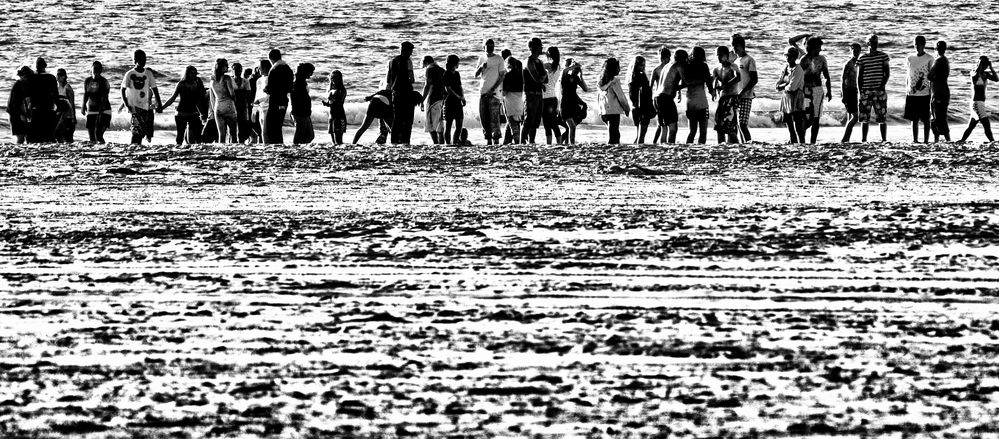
(1, 140, 998, 437)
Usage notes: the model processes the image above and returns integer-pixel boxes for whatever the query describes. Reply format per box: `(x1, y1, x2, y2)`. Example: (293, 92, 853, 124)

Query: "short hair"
(259, 58, 272, 72)
(867, 34, 878, 47)
(268, 49, 282, 61)
(731, 34, 746, 48)
(501, 49, 511, 59)
(716, 46, 729, 57)
(35, 57, 47, 70)
(232, 62, 242, 70)
(915, 35, 926, 46)
(658, 46, 671, 57)
(673, 49, 689, 63)
(528, 37, 542, 51)
(936, 40, 947, 51)
(446, 54, 459, 67)
(401, 41, 414, 53)
(134, 50, 146, 62)
(850, 43, 862, 51)
(484, 39, 495, 47)
(422, 55, 434, 65)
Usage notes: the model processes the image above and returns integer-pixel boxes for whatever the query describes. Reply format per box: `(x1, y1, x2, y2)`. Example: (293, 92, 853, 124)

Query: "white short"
(425, 100, 443, 133)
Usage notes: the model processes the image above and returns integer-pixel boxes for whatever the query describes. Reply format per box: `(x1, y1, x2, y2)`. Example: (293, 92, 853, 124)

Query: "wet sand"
(1, 141, 998, 438)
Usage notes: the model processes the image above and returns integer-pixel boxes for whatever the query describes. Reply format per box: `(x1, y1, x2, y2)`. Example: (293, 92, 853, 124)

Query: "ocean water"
(2, 0, 997, 129)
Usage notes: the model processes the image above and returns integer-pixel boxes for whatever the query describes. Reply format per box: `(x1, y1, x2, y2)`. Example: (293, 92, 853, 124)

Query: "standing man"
(731, 34, 758, 143)
(522, 37, 547, 144)
(421, 55, 446, 144)
(27, 57, 58, 143)
(904, 36, 934, 142)
(387, 41, 416, 144)
(857, 34, 890, 142)
(120, 50, 162, 145)
(475, 39, 505, 145)
(263, 49, 293, 144)
(927, 40, 950, 142)
(840, 43, 862, 142)
(650, 46, 671, 144)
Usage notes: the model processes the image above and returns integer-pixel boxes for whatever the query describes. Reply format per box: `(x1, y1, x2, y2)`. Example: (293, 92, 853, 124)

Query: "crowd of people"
(5, 33, 998, 146)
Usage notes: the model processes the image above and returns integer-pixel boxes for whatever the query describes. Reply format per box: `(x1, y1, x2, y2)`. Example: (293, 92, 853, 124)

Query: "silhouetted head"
(214, 58, 229, 79)
(295, 62, 314, 81)
(659, 46, 671, 63)
(232, 62, 243, 77)
(184, 65, 198, 82)
(483, 39, 495, 54)
(806, 37, 822, 54)
(716, 46, 730, 64)
(600, 57, 620, 86)
(259, 59, 272, 76)
(630, 55, 646, 80)
(330, 70, 343, 89)
(785, 46, 800, 64)
(422, 55, 435, 68)
(914, 35, 926, 53)
(268, 49, 282, 62)
(400, 42, 414, 56)
(936, 40, 947, 56)
(16, 66, 32, 79)
(673, 49, 689, 64)
(731, 34, 746, 54)
(35, 57, 47, 73)
(867, 34, 879, 50)
(133, 50, 146, 67)
(691, 46, 706, 63)
(91, 60, 103, 77)
(528, 38, 543, 56)
(501, 49, 511, 59)
(446, 54, 459, 70)
(850, 43, 862, 58)
(977, 55, 991, 73)
(546, 46, 560, 67)
(56, 68, 67, 85)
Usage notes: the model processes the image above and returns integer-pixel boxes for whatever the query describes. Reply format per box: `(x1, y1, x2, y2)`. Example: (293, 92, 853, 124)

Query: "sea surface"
(2, 0, 998, 128)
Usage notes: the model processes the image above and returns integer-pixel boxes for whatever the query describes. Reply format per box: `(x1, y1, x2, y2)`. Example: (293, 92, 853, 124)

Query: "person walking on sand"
(857, 34, 890, 142)
(712, 46, 741, 144)
(683, 46, 715, 144)
(840, 43, 862, 143)
(560, 60, 588, 145)
(522, 37, 547, 144)
(959, 56, 998, 142)
(502, 55, 525, 144)
(291, 62, 315, 144)
(541, 46, 566, 144)
(263, 49, 294, 144)
(82, 61, 112, 144)
(777, 46, 806, 143)
(731, 34, 758, 143)
(905, 35, 934, 142)
(209, 58, 239, 143)
(421, 56, 446, 144)
(628, 56, 656, 144)
(442, 55, 466, 145)
(597, 57, 630, 145)
(27, 57, 58, 143)
(6, 66, 33, 144)
(790, 34, 831, 144)
(160, 66, 205, 146)
(927, 40, 951, 142)
(387, 41, 416, 144)
(54, 68, 76, 143)
(120, 49, 163, 145)
(475, 39, 505, 145)
(322, 70, 347, 145)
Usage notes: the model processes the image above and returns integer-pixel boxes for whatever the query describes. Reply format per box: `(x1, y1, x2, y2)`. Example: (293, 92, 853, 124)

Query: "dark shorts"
(654, 95, 678, 125)
(10, 114, 29, 135)
(443, 98, 463, 122)
(686, 108, 708, 123)
(903, 95, 931, 122)
(842, 88, 859, 114)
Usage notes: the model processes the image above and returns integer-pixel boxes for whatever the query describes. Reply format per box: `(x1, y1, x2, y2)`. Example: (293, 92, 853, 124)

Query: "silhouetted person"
(263, 49, 294, 144)
(120, 49, 162, 145)
(387, 41, 416, 144)
(27, 57, 58, 143)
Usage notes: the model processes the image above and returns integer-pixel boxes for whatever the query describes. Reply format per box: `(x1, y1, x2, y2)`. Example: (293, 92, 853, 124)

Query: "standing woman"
(628, 56, 656, 143)
(322, 70, 347, 144)
(541, 46, 566, 144)
(209, 58, 238, 143)
(777, 46, 806, 143)
(82, 61, 111, 143)
(560, 60, 588, 145)
(960, 56, 998, 142)
(160, 66, 205, 145)
(291, 62, 316, 144)
(6, 66, 33, 144)
(683, 46, 715, 144)
(442, 55, 466, 144)
(597, 57, 630, 144)
(54, 68, 76, 143)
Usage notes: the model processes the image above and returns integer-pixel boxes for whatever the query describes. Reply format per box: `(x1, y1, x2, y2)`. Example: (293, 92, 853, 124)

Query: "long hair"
(295, 63, 314, 87)
(600, 57, 620, 87)
(546, 47, 561, 72)
(627, 56, 646, 85)
(329, 70, 344, 91)
(214, 58, 228, 81)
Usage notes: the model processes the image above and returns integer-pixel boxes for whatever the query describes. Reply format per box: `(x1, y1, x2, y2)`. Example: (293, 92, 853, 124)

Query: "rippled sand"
(1, 142, 998, 437)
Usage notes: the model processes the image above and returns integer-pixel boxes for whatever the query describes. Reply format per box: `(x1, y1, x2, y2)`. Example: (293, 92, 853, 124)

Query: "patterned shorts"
(858, 90, 887, 124)
(737, 98, 753, 126)
(131, 109, 155, 140)
(715, 95, 740, 135)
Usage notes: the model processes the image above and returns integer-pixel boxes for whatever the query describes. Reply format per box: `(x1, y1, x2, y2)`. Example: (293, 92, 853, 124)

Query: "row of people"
(6, 34, 997, 145)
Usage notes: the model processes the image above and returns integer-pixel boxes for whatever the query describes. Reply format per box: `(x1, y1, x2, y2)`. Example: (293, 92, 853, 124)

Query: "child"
(776, 46, 806, 143)
(959, 56, 998, 142)
(457, 127, 473, 146)
(628, 56, 656, 144)
(597, 57, 630, 144)
(712, 47, 741, 143)
(443, 54, 466, 144)
(322, 70, 347, 144)
(54, 68, 76, 143)
(682, 46, 715, 144)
